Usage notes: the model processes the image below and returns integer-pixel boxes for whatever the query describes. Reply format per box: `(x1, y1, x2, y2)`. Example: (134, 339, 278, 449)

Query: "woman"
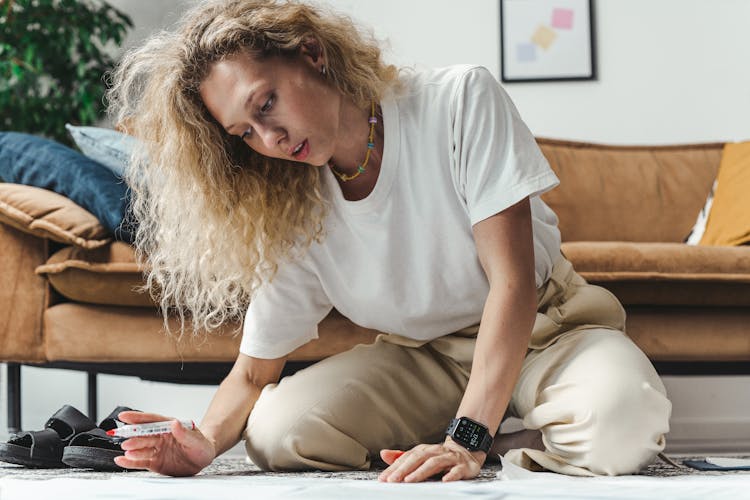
(107, 0, 671, 481)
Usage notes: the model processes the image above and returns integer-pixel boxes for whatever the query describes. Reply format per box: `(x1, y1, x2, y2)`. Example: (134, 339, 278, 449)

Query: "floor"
(2, 365, 749, 498)
(1, 454, 749, 499)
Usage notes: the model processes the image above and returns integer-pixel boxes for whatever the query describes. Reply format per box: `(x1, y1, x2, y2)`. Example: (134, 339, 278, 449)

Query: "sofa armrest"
(0, 223, 48, 362)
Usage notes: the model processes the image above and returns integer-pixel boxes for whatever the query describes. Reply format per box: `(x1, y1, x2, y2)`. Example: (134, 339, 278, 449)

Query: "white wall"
(324, 0, 750, 144)
(3, 0, 749, 454)
(106, 0, 750, 144)
(108, 0, 194, 52)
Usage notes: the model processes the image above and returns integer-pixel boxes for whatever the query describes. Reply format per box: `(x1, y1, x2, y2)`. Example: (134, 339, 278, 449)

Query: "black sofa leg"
(87, 371, 98, 423)
(7, 363, 21, 433)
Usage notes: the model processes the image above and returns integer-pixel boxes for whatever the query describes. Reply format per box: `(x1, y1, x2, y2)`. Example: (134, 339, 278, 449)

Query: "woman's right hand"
(113, 411, 216, 477)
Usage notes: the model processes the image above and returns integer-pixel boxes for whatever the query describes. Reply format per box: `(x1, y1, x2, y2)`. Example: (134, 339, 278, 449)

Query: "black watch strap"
(477, 428, 493, 454)
(445, 417, 493, 453)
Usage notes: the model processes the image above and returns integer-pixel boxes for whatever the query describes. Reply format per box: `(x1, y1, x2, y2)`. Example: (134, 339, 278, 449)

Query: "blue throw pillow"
(0, 132, 136, 243)
(65, 124, 139, 177)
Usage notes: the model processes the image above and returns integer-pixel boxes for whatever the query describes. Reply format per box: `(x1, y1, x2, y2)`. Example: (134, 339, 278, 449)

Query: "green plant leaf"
(1, 0, 133, 144)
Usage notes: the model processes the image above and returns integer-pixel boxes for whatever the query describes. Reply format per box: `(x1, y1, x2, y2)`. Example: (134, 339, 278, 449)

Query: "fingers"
(123, 447, 159, 460)
(117, 410, 174, 424)
(386, 446, 440, 482)
(379, 445, 436, 482)
(118, 435, 162, 471)
(378, 449, 410, 481)
(114, 455, 153, 470)
(378, 444, 481, 483)
(120, 435, 162, 451)
(116, 415, 204, 450)
(379, 449, 405, 465)
(442, 463, 470, 482)
(119, 425, 200, 456)
(118, 419, 199, 448)
(403, 455, 454, 483)
(170, 419, 202, 447)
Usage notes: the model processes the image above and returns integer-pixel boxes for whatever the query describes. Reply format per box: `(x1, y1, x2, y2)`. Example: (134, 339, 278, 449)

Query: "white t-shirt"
(240, 65, 561, 359)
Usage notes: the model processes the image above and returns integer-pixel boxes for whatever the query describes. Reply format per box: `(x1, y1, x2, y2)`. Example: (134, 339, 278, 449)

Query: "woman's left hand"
(378, 439, 485, 483)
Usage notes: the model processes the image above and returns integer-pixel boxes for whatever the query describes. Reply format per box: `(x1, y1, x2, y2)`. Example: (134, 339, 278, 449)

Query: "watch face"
(454, 418, 486, 449)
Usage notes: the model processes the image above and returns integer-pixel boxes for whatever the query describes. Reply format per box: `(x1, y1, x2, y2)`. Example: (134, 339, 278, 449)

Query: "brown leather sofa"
(2, 138, 749, 432)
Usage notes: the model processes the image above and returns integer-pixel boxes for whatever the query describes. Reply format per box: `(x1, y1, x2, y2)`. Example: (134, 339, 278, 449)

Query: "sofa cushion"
(563, 241, 750, 306)
(0, 183, 111, 249)
(626, 306, 750, 362)
(41, 303, 749, 364)
(44, 304, 380, 363)
(699, 141, 750, 246)
(36, 242, 151, 307)
(65, 124, 138, 177)
(537, 139, 723, 243)
(0, 132, 135, 242)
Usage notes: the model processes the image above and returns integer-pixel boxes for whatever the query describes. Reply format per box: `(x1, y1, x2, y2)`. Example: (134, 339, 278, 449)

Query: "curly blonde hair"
(106, 0, 399, 338)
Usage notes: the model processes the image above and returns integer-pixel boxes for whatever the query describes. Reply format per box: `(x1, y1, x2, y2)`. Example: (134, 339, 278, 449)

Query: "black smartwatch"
(445, 417, 493, 453)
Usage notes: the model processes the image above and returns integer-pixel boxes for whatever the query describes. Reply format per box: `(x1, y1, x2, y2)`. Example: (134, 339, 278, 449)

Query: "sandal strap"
(68, 428, 124, 452)
(9, 428, 66, 461)
(98, 406, 134, 431)
(44, 405, 96, 442)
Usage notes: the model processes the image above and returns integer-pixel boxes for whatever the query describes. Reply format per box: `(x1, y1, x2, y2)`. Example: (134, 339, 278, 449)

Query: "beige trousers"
(244, 257, 672, 476)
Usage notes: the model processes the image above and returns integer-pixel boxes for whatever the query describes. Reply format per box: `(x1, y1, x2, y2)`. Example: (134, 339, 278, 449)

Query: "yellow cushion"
(700, 141, 750, 246)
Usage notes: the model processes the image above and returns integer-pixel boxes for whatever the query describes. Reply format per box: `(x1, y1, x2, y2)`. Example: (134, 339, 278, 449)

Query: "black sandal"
(62, 406, 136, 471)
(0, 405, 96, 468)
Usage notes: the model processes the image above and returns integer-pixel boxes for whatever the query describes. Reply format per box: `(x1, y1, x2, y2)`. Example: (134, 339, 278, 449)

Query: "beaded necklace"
(329, 101, 377, 182)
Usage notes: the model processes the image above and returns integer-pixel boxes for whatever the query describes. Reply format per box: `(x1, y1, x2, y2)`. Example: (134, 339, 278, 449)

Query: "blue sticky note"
(516, 42, 536, 62)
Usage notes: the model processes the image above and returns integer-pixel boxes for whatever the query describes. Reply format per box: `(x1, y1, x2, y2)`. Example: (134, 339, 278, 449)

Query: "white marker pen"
(106, 420, 195, 439)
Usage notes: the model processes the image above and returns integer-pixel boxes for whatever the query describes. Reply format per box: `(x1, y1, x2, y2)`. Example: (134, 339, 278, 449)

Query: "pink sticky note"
(551, 8, 574, 30)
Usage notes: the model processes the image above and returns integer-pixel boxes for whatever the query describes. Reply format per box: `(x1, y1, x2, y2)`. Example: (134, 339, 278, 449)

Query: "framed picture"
(500, 0, 596, 82)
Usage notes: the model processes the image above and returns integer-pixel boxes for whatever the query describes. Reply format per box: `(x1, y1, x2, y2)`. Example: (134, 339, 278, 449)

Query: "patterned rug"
(1, 454, 749, 481)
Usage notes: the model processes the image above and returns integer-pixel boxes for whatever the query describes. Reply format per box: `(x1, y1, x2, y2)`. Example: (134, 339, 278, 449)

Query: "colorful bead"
(330, 101, 377, 183)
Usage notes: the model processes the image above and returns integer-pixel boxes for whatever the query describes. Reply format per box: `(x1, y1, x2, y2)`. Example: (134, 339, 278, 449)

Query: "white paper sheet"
(706, 457, 750, 468)
(496, 457, 750, 499)
(3, 476, 501, 500)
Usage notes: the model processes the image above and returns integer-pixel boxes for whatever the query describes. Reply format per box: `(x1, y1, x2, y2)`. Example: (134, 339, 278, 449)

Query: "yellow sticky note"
(531, 25, 557, 50)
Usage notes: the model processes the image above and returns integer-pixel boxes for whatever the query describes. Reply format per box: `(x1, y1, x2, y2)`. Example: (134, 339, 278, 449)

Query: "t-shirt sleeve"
(240, 256, 332, 359)
(450, 66, 560, 226)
